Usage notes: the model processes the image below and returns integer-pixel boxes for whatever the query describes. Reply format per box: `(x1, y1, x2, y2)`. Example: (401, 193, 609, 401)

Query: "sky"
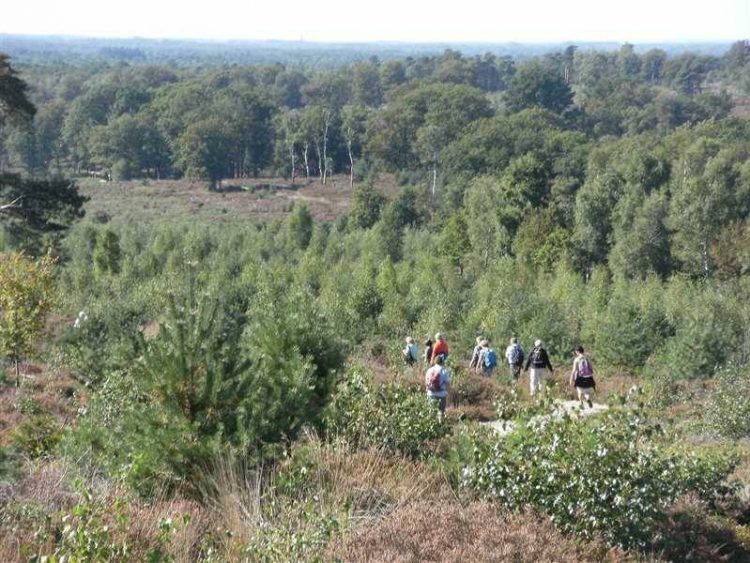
(1, 0, 748, 43)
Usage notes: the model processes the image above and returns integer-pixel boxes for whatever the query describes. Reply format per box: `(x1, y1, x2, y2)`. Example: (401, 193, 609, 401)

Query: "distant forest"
(1, 38, 750, 282)
(0, 34, 735, 67)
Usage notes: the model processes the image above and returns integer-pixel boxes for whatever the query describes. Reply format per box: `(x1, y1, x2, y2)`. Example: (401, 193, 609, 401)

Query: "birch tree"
(341, 104, 370, 189)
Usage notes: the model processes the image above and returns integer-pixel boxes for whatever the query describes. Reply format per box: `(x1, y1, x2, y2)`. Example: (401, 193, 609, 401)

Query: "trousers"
(529, 368, 546, 396)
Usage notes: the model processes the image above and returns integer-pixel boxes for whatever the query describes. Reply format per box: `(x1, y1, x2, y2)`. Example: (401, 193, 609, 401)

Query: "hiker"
(424, 338, 433, 365)
(505, 337, 525, 382)
(402, 336, 418, 365)
(476, 340, 498, 377)
(569, 345, 596, 408)
(524, 339, 554, 396)
(425, 355, 451, 420)
(469, 336, 484, 369)
(431, 332, 449, 364)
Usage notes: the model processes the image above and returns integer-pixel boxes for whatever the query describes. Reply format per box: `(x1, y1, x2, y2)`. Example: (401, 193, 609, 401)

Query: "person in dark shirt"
(423, 339, 433, 365)
(524, 339, 553, 396)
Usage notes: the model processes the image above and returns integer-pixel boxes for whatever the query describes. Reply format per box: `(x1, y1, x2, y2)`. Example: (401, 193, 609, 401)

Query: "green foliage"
(325, 370, 448, 457)
(243, 509, 341, 563)
(287, 203, 314, 250)
(505, 60, 573, 114)
(439, 211, 471, 269)
(349, 181, 385, 230)
(704, 368, 750, 438)
(514, 209, 571, 272)
(0, 174, 87, 253)
(244, 281, 346, 434)
(93, 228, 122, 275)
(0, 53, 36, 126)
(0, 252, 56, 384)
(69, 271, 344, 495)
(650, 279, 744, 379)
(11, 414, 63, 458)
(29, 488, 178, 562)
(464, 175, 508, 267)
(464, 405, 738, 549)
(5, 45, 750, 560)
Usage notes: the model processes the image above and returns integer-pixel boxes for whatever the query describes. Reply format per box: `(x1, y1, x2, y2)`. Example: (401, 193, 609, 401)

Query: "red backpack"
(427, 367, 443, 391)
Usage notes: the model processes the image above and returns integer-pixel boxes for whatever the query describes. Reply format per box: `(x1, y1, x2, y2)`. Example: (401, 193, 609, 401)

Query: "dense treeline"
(3, 42, 750, 277)
(2, 42, 747, 186)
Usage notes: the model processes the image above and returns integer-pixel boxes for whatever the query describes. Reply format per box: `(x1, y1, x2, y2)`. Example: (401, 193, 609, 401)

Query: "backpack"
(531, 347, 544, 366)
(578, 357, 593, 377)
(427, 367, 443, 391)
(403, 349, 415, 365)
(509, 345, 523, 366)
(484, 349, 497, 368)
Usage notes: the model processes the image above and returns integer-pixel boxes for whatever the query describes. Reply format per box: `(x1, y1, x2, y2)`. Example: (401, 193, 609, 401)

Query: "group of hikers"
(402, 333, 596, 418)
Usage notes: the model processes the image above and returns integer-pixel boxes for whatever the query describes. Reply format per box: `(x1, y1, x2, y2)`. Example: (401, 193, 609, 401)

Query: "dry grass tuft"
(653, 494, 750, 563)
(312, 445, 451, 515)
(0, 364, 84, 445)
(329, 501, 625, 562)
(123, 497, 214, 562)
(201, 455, 264, 552)
(17, 459, 78, 510)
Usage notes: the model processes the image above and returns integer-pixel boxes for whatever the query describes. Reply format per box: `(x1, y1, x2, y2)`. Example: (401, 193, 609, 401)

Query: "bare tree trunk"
(322, 111, 330, 186)
(347, 140, 355, 189)
(702, 238, 710, 276)
(303, 142, 310, 179)
(15, 357, 20, 388)
(431, 161, 437, 197)
(290, 149, 296, 184)
(315, 142, 323, 184)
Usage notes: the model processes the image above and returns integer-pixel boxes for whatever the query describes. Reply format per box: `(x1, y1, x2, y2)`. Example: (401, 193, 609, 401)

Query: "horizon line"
(0, 31, 743, 47)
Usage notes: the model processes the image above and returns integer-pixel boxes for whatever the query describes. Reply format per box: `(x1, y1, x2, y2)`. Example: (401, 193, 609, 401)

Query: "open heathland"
(2, 39, 750, 561)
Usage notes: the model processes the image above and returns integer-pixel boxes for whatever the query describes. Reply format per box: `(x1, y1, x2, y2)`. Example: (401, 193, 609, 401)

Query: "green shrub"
(242, 509, 341, 563)
(325, 370, 448, 457)
(0, 445, 22, 480)
(704, 368, 750, 438)
(11, 414, 63, 458)
(463, 406, 738, 549)
(28, 489, 178, 562)
(93, 228, 122, 276)
(70, 280, 344, 496)
(650, 280, 745, 379)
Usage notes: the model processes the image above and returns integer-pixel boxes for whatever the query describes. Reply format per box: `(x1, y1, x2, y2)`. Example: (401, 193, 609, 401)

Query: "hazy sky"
(2, 0, 748, 43)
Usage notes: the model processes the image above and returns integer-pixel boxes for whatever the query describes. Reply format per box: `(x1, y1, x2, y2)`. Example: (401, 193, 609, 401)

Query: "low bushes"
(704, 369, 750, 439)
(463, 405, 738, 549)
(325, 370, 449, 457)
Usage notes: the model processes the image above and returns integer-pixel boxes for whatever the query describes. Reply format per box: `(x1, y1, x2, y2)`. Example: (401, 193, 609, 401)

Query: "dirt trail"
(481, 400, 610, 436)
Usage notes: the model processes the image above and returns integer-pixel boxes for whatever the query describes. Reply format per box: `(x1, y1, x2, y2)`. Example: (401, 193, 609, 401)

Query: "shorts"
(574, 376, 595, 389)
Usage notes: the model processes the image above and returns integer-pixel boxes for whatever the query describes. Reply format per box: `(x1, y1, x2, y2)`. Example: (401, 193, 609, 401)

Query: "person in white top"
(402, 336, 418, 365)
(569, 345, 596, 408)
(504, 337, 525, 382)
(425, 355, 451, 421)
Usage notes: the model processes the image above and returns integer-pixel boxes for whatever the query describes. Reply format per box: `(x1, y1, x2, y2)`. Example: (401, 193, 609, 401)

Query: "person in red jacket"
(431, 332, 449, 364)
